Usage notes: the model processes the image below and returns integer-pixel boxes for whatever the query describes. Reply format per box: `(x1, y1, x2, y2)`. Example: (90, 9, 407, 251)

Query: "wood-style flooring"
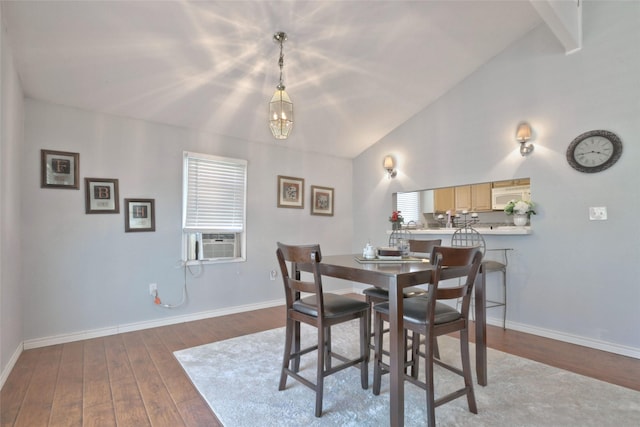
(2, 300, 638, 426)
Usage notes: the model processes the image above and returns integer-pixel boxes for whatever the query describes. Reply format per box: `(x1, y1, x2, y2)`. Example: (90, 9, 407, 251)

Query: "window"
(396, 191, 420, 224)
(182, 151, 247, 262)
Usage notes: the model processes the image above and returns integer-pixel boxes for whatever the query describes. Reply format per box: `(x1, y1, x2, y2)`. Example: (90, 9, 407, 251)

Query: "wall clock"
(566, 130, 622, 173)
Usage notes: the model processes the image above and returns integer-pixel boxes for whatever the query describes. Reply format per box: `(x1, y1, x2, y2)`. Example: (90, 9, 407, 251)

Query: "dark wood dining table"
(306, 254, 487, 427)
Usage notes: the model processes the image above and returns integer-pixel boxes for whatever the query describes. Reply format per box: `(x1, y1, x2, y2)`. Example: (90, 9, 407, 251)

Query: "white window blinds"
(183, 152, 247, 232)
(396, 192, 420, 224)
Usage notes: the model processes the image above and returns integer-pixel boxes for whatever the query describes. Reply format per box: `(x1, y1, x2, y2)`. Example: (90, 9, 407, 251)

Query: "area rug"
(174, 322, 639, 426)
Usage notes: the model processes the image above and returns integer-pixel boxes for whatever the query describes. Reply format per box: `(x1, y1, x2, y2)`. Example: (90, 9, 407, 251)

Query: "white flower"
(504, 199, 536, 215)
(513, 201, 530, 214)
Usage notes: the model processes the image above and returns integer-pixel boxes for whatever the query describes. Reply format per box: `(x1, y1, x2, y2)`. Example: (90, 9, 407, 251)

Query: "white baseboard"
(23, 298, 285, 350)
(23, 288, 357, 350)
(0, 342, 23, 389)
(352, 283, 640, 360)
(505, 320, 640, 360)
(20, 285, 640, 361)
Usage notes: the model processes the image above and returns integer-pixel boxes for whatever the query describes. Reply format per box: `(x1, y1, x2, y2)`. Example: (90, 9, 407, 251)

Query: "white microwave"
(491, 185, 531, 210)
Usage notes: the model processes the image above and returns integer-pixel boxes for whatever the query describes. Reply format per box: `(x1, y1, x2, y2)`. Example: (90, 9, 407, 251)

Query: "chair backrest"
(408, 239, 442, 255)
(276, 242, 323, 310)
(451, 226, 486, 256)
(429, 246, 483, 317)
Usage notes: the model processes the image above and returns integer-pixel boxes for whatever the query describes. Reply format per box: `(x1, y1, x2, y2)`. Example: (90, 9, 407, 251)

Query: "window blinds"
(396, 191, 420, 224)
(183, 152, 247, 232)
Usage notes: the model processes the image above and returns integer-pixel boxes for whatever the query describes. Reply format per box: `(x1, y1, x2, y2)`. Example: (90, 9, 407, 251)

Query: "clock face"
(566, 130, 622, 173)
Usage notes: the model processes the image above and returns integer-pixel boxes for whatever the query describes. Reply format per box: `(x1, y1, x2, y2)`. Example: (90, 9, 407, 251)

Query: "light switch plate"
(589, 207, 607, 221)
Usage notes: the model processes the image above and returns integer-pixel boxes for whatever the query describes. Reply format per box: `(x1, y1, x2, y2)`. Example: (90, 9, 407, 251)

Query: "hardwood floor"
(2, 301, 638, 426)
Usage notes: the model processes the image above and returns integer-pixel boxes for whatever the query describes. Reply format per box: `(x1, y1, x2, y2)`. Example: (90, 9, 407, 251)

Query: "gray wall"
(18, 99, 353, 344)
(353, 1, 639, 355)
(0, 8, 25, 384)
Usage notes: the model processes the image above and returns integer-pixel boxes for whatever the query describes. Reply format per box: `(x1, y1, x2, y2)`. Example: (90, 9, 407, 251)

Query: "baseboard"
(506, 320, 640, 360)
(23, 288, 356, 350)
(352, 283, 639, 360)
(20, 285, 639, 360)
(0, 342, 23, 389)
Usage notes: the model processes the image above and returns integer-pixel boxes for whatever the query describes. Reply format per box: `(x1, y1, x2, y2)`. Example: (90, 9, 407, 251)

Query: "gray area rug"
(174, 322, 639, 426)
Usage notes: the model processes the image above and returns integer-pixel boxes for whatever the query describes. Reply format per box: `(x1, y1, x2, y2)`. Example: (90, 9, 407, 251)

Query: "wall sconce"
(516, 122, 534, 156)
(383, 155, 397, 178)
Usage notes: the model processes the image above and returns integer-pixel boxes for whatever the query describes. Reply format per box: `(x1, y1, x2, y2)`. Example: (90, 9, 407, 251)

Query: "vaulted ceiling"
(3, 1, 576, 158)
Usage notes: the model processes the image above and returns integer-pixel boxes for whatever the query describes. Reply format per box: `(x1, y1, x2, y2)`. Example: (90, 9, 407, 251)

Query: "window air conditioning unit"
(201, 233, 238, 259)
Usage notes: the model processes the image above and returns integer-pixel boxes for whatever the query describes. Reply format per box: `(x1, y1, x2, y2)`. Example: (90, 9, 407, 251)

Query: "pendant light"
(269, 32, 293, 139)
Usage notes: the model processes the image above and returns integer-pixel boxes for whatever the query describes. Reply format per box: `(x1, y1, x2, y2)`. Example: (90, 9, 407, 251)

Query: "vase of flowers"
(504, 200, 536, 226)
(389, 210, 404, 230)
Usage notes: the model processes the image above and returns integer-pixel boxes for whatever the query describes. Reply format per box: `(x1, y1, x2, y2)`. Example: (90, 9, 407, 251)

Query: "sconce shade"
(383, 155, 395, 170)
(383, 155, 397, 178)
(269, 88, 293, 139)
(516, 122, 534, 156)
(516, 122, 532, 142)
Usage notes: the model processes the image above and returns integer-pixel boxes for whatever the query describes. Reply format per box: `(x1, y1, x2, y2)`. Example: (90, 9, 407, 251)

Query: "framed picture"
(124, 198, 155, 232)
(277, 175, 304, 209)
(310, 185, 334, 216)
(41, 149, 80, 189)
(85, 178, 119, 214)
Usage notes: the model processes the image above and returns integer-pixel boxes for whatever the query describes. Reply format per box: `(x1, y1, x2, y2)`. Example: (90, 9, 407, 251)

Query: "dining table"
(302, 254, 487, 427)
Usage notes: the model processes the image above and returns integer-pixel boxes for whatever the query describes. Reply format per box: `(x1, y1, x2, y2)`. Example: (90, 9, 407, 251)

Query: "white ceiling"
(2, 1, 547, 159)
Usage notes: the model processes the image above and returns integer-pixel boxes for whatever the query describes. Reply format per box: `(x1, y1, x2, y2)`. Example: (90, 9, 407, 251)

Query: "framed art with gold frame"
(277, 175, 304, 209)
(310, 185, 334, 216)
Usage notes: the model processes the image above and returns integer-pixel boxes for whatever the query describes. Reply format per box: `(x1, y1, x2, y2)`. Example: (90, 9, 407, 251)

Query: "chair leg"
(279, 318, 294, 390)
(315, 325, 325, 417)
(502, 269, 507, 330)
(325, 327, 332, 370)
(372, 311, 384, 395)
(424, 335, 436, 427)
(460, 328, 478, 414)
(360, 314, 369, 389)
(366, 295, 374, 351)
(293, 321, 301, 372)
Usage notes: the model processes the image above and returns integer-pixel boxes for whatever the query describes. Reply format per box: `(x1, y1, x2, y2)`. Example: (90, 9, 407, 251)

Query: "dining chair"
(451, 225, 510, 329)
(372, 245, 483, 426)
(361, 239, 442, 349)
(276, 242, 369, 417)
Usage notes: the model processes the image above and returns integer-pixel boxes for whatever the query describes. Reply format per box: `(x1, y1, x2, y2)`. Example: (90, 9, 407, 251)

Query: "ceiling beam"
(530, 0, 582, 54)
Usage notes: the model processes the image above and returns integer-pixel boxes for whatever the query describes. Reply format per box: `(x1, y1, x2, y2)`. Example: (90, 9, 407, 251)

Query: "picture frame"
(85, 178, 119, 214)
(41, 149, 80, 189)
(310, 185, 334, 216)
(277, 175, 305, 209)
(124, 198, 155, 232)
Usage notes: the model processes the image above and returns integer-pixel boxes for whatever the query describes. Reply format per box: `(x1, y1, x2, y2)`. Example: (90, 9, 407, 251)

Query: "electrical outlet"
(589, 206, 607, 221)
(149, 283, 157, 295)
(270, 270, 278, 281)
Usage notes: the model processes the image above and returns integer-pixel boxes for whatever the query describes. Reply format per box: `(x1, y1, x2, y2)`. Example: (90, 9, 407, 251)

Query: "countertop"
(387, 226, 531, 235)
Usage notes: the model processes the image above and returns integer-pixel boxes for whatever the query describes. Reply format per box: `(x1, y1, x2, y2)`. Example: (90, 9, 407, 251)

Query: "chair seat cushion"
(293, 293, 369, 318)
(362, 286, 427, 300)
(483, 260, 506, 272)
(374, 298, 461, 325)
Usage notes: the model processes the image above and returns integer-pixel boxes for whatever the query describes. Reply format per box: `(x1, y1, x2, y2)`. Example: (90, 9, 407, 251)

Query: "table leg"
(388, 278, 404, 427)
(475, 267, 487, 386)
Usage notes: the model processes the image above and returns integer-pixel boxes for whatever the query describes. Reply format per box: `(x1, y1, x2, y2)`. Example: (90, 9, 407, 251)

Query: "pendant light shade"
(269, 32, 293, 140)
(269, 86, 293, 139)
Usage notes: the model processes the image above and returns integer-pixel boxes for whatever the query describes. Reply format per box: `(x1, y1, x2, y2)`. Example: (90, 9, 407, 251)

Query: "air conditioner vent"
(202, 233, 238, 259)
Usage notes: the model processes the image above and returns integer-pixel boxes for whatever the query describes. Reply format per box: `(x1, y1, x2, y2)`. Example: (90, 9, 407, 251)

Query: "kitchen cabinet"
(454, 185, 471, 211)
(436, 183, 492, 213)
(492, 178, 530, 188)
(434, 187, 455, 213)
(455, 183, 492, 212)
(471, 182, 492, 211)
